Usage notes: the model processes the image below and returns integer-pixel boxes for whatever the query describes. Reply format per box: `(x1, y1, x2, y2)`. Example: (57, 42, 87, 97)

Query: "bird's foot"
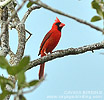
(44, 51, 48, 56)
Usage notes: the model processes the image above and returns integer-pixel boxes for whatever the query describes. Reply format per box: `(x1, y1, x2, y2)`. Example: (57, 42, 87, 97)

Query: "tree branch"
(8, 47, 15, 58)
(28, 41, 104, 70)
(8, 0, 26, 65)
(0, 0, 12, 8)
(7, 0, 26, 25)
(0, 7, 9, 56)
(4, 1, 27, 99)
(16, 23, 26, 60)
(0, 2, 14, 100)
(21, 5, 41, 24)
(23, 75, 46, 94)
(33, 0, 104, 33)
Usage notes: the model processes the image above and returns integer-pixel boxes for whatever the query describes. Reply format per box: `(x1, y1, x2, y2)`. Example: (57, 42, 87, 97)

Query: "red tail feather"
(39, 63, 45, 79)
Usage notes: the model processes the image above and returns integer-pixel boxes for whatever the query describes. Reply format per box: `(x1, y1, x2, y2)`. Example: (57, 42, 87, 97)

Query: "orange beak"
(59, 23, 65, 27)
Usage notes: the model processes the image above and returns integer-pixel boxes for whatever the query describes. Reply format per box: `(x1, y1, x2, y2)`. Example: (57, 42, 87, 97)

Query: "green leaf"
(103, 12, 104, 19)
(7, 56, 30, 75)
(1, 82, 5, 91)
(16, 80, 39, 89)
(0, 90, 15, 100)
(0, 76, 14, 91)
(28, 80, 39, 87)
(0, 56, 10, 69)
(101, 0, 103, 2)
(91, 0, 103, 17)
(20, 95, 26, 100)
(7, 67, 18, 75)
(18, 56, 30, 70)
(91, 1, 100, 9)
(27, 1, 34, 8)
(91, 16, 102, 22)
(0, 91, 10, 100)
(96, 9, 103, 17)
(95, 0, 100, 3)
(17, 71, 26, 89)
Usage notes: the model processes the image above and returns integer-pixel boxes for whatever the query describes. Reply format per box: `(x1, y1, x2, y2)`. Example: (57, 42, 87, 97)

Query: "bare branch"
(8, 0, 26, 64)
(8, 47, 15, 58)
(33, 0, 104, 33)
(16, 23, 26, 59)
(21, 5, 41, 23)
(0, 0, 13, 8)
(28, 41, 104, 70)
(16, 0, 27, 12)
(0, 7, 9, 56)
(0, 2, 14, 100)
(7, 0, 27, 25)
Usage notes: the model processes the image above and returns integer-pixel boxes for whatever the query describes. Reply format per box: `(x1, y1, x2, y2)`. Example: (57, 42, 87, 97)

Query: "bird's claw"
(44, 51, 48, 56)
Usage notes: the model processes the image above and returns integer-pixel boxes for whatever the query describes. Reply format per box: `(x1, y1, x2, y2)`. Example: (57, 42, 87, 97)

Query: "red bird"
(38, 17, 65, 79)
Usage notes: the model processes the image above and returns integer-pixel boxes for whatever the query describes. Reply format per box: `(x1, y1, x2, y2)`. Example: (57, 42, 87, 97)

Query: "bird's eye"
(55, 22, 61, 27)
(55, 22, 62, 31)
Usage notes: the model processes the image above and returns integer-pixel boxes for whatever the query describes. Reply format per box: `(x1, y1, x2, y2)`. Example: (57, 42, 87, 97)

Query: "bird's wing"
(38, 30, 53, 56)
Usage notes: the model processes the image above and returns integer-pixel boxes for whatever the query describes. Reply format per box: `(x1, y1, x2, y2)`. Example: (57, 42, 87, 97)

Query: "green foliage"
(0, 91, 9, 100)
(0, 76, 14, 91)
(20, 95, 26, 100)
(7, 56, 30, 75)
(91, 15, 102, 22)
(0, 56, 42, 100)
(28, 80, 39, 87)
(14, 95, 26, 100)
(91, 1, 100, 9)
(27, 1, 35, 8)
(91, 0, 104, 22)
(0, 56, 10, 69)
(0, 56, 30, 77)
(0, 90, 15, 100)
(17, 70, 26, 89)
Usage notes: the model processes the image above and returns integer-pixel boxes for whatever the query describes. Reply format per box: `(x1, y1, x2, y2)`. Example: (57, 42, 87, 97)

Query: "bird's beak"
(59, 23, 65, 27)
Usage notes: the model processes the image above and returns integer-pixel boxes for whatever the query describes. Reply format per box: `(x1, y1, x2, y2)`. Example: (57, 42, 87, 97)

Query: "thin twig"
(8, 23, 32, 43)
(25, 29, 32, 42)
(0, 0, 13, 7)
(21, 5, 41, 23)
(33, 0, 104, 33)
(7, 0, 27, 24)
(16, 0, 27, 12)
(23, 75, 46, 94)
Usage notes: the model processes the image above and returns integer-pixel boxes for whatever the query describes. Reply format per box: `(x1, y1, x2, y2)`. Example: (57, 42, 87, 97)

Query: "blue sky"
(1, 0, 104, 100)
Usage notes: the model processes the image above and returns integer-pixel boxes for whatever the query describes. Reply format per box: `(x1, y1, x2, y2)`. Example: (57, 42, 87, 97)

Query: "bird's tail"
(39, 63, 45, 80)
(39, 54, 46, 80)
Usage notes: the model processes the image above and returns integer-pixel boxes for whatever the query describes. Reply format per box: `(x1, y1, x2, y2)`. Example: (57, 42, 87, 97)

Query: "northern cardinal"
(38, 17, 65, 79)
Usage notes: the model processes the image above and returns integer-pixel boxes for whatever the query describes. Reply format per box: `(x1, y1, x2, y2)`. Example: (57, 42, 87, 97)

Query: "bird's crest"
(55, 17, 60, 23)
